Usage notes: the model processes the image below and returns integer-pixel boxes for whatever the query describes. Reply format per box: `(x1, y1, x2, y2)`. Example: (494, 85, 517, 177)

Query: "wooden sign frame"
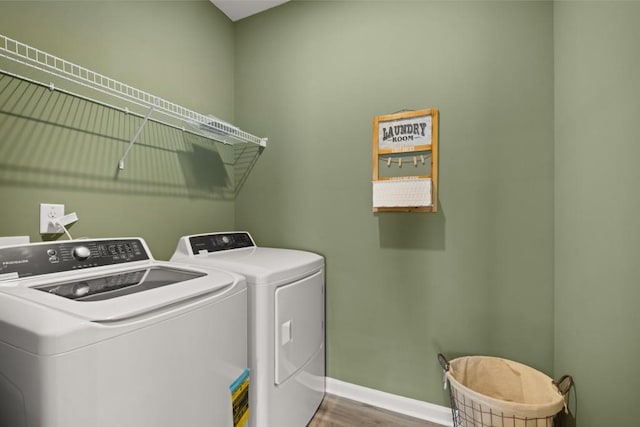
(372, 108, 438, 212)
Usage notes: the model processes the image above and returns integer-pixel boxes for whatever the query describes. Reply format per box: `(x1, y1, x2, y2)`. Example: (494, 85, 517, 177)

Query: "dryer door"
(274, 269, 324, 385)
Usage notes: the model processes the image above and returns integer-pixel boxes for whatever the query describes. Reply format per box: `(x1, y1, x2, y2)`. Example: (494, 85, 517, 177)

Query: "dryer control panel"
(0, 239, 149, 279)
(189, 232, 255, 254)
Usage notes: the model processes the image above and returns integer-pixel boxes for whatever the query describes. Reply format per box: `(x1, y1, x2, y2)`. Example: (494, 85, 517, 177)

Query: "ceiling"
(210, 0, 290, 22)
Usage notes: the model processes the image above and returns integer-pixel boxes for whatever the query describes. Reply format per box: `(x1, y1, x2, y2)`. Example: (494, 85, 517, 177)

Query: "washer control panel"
(189, 232, 255, 254)
(0, 239, 149, 279)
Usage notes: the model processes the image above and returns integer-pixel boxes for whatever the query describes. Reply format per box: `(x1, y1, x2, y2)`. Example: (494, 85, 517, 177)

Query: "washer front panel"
(0, 239, 149, 279)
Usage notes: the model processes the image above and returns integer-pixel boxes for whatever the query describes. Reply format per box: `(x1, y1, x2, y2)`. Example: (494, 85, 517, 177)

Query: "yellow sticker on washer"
(230, 369, 250, 427)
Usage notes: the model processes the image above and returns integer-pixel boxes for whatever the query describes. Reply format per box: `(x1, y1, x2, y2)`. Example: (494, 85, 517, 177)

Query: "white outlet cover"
(40, 203, 65, 234)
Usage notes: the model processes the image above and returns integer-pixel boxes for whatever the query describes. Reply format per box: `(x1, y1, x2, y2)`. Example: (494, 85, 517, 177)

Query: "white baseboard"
(326, 377, 454, 427)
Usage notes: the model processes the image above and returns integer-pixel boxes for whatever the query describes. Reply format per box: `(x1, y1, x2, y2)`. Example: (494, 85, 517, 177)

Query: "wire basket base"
(448, 383, 561, 427)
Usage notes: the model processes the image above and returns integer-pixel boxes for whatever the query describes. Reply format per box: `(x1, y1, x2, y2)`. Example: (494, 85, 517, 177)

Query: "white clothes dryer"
(0, 238, 249, 427)
(171, 232, 325, 427)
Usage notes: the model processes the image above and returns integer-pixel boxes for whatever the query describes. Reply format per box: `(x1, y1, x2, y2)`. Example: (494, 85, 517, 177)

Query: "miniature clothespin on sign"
(387, 157, 392, 167)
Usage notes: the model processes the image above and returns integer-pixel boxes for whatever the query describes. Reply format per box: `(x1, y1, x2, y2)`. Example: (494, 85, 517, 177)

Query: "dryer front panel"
(274, 269, 324, 385)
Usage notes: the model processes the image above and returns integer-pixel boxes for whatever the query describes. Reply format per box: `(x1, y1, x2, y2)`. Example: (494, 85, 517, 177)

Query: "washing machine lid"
(0, 238, 246, 355)
(0, 263, 242, 355)
(33, 265, 206, 302)
(0, 238, 241, 321)
(0, 262, 237, 321)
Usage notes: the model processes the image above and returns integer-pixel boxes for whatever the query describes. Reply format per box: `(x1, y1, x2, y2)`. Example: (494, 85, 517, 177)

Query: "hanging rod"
(0, 33, 267, 148)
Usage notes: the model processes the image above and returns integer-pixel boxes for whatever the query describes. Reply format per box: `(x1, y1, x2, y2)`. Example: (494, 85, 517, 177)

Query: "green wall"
(234, 0, 555, 406)
(554, 2, 640, 425)
(3, 1, 639, 425)
(0, 1, 237, 260)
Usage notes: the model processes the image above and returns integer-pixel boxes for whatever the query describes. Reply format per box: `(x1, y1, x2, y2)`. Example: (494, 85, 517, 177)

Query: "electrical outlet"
(40, 203, 65, 234)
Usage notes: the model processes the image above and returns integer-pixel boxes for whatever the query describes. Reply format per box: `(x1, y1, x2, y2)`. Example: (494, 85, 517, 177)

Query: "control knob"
(72, 246, 91, 261)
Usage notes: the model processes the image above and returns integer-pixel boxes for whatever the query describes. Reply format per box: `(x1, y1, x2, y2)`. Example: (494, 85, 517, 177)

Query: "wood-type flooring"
(307, 394, 447, 427)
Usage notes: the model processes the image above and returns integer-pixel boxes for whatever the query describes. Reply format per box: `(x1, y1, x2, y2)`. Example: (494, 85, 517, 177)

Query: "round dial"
(72, 246, 91, 261)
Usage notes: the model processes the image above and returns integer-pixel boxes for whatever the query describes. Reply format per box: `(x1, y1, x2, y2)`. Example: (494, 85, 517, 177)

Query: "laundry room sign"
(372, 108, 439, 213)
(376, 110, 433, 152)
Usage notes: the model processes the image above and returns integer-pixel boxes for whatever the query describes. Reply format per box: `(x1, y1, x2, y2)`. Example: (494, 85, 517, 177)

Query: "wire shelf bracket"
(118, 98, 159, 170)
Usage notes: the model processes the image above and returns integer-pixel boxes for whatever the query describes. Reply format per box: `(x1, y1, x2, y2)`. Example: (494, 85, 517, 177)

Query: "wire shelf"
(0, 72, 262, 198)
(0, 33, 267, 149)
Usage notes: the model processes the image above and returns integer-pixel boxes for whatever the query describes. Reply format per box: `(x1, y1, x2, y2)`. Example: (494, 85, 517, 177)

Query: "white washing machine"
(171, 232, 325, 427)
(0, 237, 249, 427)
